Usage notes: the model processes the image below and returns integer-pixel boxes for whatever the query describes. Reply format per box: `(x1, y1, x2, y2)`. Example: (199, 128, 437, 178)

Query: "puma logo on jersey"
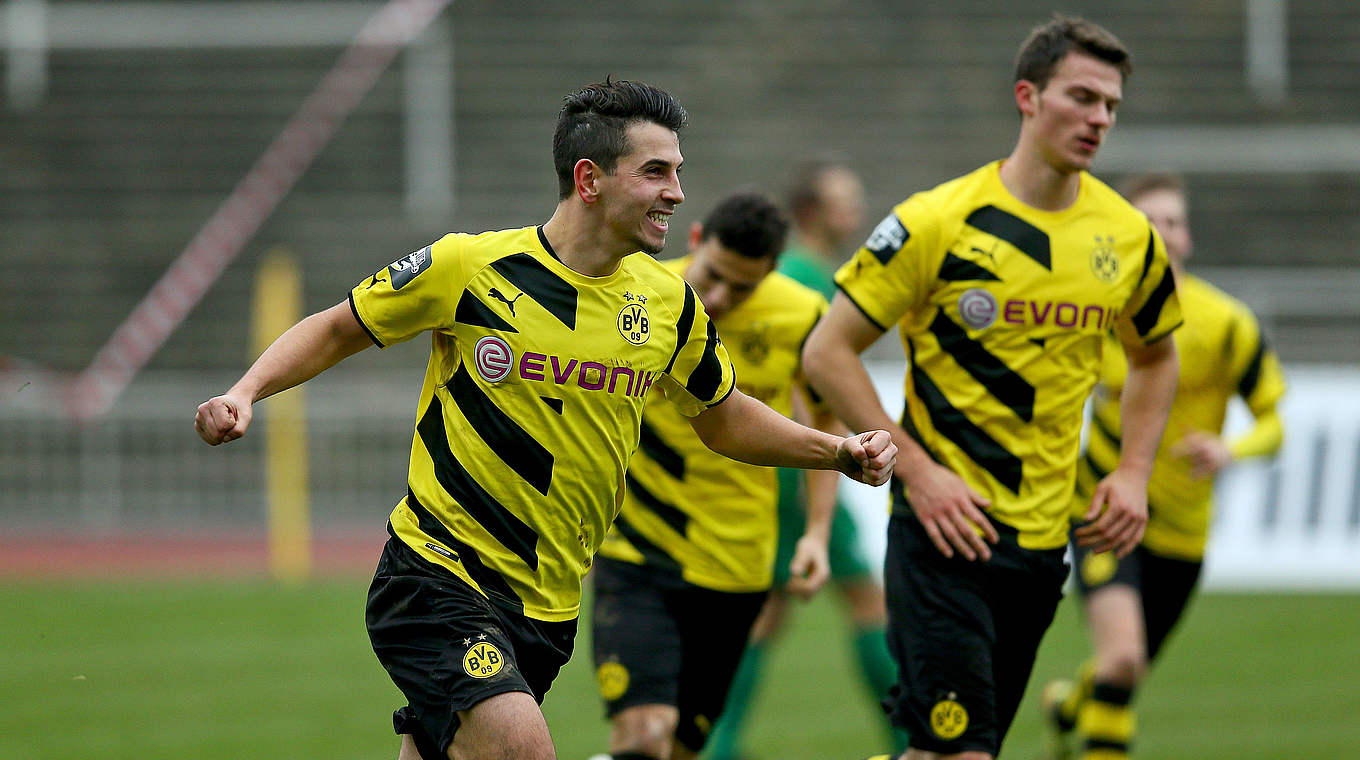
(488, 287, 523, 316)
(365, 273, 387, 289)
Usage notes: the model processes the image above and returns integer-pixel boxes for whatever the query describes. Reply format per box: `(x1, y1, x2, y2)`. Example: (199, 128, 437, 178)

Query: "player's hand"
(195, 393, 253, 445)
(1172, 430, 1233, 479)
(785, 534, 831, 601)
(900, 460, 998, 561)
(1075, 467, 1148, 557)
(835, 430, 897, 486)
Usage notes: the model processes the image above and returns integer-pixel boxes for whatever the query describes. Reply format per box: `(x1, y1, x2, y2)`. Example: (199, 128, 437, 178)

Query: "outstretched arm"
(1076, 333, 1178, 556)
(194, 300, 374, 445)
(802, 293, 998, 561)
(687, 389, 896, 487)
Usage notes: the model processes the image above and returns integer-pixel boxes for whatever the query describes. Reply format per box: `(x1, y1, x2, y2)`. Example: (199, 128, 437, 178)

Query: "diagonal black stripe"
(1083, 450, 1110, 480)
(938, 252, 1002, 282)
(685, 318, 725, 403)
(455, 289, 518, 332)
(1238, 334, 1267, 399)
(626, 473, 690, 536)
(638, 420, 686, 480)
(1132, 267, 1177, 337)
(965, 205, 1050, 270)
(911, 362, 1024, 493)
(929, 311, 1035, 422)
(1090, 408, 1122, 448)
(448, 365, 554, 495)
(396, 493, 525, 614)
(490, 252, 578, 330)
(611, 512, 683, 576)
(1135, 225, 1156, 290)
(416, 396, 541, 570)
(665, 284, 697, 375)
(539, 397, 564, 415)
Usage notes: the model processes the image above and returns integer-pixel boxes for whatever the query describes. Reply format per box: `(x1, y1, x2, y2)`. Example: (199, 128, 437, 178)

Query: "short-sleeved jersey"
(836, 161, 1182, 550)
(1074, 274, 1286, 559)
(597, 257, 827, 592)
(349, 226, 736, 621)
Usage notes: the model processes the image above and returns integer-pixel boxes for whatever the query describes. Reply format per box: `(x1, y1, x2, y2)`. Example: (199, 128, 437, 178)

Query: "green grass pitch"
(4, 579, 1358, 759)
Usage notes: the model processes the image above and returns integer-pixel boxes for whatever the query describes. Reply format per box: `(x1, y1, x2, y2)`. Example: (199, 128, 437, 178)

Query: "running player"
(1038, 173, 1286, 760)
(194, 79, 896, 760)
(589, 189, 838, 760)
(802, 16, 1184, 760)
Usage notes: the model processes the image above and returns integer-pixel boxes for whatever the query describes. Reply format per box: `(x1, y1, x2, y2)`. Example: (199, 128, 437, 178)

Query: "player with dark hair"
(588, 189, 841, 760)
(194, 78, 896, 760)
(707, 158, 909, 759)
(803, 15, 1183, 760)
(1038, 173, 1286, 760)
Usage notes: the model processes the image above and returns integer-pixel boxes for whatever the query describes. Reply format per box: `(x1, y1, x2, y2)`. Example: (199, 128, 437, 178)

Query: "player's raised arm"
(686, 388, 896, 487)
(194, 300, 373, 445)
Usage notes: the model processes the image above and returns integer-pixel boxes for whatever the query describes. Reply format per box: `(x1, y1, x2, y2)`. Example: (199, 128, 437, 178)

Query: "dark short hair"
(785, 155, 852, 221)
(1117, 172, 1186, 204)
(701, 191, 789, 261)
(552, 77, 688, 199)
(1014, 14, 1132, 90)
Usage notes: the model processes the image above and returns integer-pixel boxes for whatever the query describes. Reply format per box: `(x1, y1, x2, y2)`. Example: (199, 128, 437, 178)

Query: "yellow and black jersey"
(349, 226, 736, 621)
(836, 160, 1182, 550)
(1076, 274, 1286, 560)
(599, 258, 828, 592)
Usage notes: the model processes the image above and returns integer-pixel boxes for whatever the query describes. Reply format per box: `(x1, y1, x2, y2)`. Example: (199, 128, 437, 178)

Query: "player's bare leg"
(1086, 585, 1147, 688)
(607, 703, 679, 760)
(1074, 585, 1144, 758)
(447, 691, 556, 760)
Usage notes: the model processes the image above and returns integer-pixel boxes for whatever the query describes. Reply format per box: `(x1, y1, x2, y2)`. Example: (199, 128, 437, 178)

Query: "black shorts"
(882, 512, 1068, 755)
(590, 556, 767, 753)
(1071, 540, 1203, 661)
(366, 536, 577, 760)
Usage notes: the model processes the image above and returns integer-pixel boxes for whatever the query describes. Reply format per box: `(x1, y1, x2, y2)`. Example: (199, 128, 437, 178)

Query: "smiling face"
(593, 120, 685, 255)
(1021, 51, 1123, 174)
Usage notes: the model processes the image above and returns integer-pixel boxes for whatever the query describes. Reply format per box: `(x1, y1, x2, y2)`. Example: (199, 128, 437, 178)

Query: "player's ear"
(688, 221, 704, 252)
(575, 159, 602, 205)
(1014, 79, 1039, 117)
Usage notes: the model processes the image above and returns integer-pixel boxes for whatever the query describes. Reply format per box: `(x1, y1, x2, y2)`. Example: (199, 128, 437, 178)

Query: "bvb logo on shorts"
(617, 303, 650, 345)
(1082, 550, 1119, 587)
(930, 696, 969, 740)
(1090, 235, 1119, 282)
(596, 661, 630, 701)
(462, 641, 504, 679)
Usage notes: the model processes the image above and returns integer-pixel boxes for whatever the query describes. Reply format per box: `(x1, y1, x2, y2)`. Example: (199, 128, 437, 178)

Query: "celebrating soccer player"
(802, 16, 1182, 760)
(194, 79, 896, 760)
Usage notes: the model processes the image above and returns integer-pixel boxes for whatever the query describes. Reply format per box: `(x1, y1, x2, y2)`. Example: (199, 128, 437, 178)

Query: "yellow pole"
(251, 248, 311, 583)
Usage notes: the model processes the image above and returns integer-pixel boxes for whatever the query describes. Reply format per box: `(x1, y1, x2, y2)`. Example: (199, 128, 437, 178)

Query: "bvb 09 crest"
(1090, 235, 1119, 282)
(618, 303, 650, 345)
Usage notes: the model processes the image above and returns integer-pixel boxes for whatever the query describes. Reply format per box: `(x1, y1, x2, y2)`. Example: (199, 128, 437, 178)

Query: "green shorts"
(772, 467, 874, 586)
